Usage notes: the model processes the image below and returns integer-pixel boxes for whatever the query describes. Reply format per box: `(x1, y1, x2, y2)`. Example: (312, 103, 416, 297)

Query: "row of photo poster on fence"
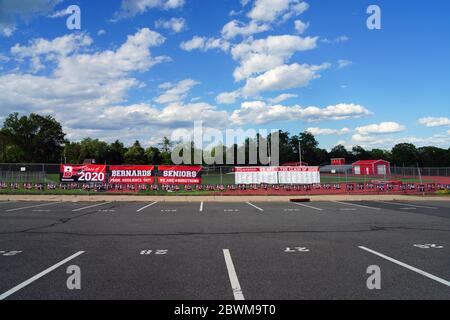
(234, 167, 321, 185)
(60, 165, 202, 184)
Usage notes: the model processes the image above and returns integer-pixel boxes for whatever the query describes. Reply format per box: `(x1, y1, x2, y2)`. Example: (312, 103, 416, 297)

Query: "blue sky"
(0, 0, 449, 150)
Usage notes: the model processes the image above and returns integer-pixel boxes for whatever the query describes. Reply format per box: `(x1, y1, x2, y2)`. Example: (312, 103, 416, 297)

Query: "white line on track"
(72, 202, 113, 212)
(0, 251, 85, 300)
(136, 202, 158, 213)
(246, 202, 264, 212)
(292, 202, 324, 211)
(200, 201, 204, 212)
(0, 201, 16, 205)
(358, 246, 450, 287)
(5, 202, 60, 212)
(223, 249, 245, 300)
(333, 201, 380, 210)
(377, 201, 437, 210)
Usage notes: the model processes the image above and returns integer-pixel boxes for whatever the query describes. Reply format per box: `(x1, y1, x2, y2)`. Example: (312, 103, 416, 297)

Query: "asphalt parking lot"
(0, 199, 449, 300)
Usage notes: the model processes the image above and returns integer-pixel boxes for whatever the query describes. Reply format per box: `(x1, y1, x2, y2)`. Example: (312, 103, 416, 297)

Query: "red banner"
(157, 166, 202, 184)
(60, 164, 106, 182)
(109, 165, 154, 184)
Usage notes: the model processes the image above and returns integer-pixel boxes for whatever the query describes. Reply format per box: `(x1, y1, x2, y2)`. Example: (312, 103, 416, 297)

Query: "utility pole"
(298, 141, 302, 165)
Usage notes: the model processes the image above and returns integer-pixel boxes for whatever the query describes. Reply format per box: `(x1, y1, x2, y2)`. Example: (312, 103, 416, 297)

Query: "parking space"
(0, 200, 449, 300)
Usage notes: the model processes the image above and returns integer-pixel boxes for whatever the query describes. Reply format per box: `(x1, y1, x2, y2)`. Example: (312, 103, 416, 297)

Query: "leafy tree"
(124, 140, 146, 164)
(352, 146, 371, 160)
(369, 149, 392, 162)
(418, 146, 448, 167)
(145, 147, 163, 165)
(391, 143, 419, 166)
(298, 131, 319, 164)
(106, 140, 126, 165)
(0, 129, 8, 162)
(329, 145, 349, 160)
(79, 138, 109, 163)
(64, 142, 82, 164)
(2, 113, 66, 163)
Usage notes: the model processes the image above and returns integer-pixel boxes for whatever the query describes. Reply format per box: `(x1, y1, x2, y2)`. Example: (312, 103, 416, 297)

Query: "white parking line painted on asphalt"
(0, 201, 16, 205)
(200, 201, 204, 212)
(136, 202, 158, 213)
(377, 201, 437, 210)
(246, 202, 264, 212)
(292, 202, 324, 211)
(5, 202, 61, 212)
(72, 202, 113, 212)
(223, 249, 245, 301)
(0, 251, 85, 300)
(333, 201, 380, 210)
(358, 246, 450, 287)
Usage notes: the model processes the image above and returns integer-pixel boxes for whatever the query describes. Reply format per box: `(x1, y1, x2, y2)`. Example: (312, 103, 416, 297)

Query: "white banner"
(235, 167, 320, 185)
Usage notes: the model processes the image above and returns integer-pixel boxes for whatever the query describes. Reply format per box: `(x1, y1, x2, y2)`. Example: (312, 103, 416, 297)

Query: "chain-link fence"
(0, 163, 449, 185)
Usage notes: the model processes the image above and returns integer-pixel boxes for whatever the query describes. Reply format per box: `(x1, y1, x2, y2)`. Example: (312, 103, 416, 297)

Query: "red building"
(352, 160, 390, 176)
(331, 158, 345, 166)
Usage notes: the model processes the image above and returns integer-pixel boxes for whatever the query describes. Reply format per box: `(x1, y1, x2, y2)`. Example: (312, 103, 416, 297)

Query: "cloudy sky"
(0, 0, 449, 150)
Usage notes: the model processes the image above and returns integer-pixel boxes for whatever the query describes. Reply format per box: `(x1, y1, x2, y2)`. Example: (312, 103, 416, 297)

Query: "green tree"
(106, 140, 126, 165)
(329, 145, 349, 160)
(158, 137, 173, 165)
(0, 129, 9, 162)
(124, 140, 147, 164)
(369, 148, 391, 162)
(145, 147, 163, 165)
(298, 131, 320, 164)
(391, 143, 419, 166)
(79, 138, 109, 163)
(64, 142, 82, 164)
(418, 146, 448, 167)
(352, 146, 371, 160)
(2, 113, 66, 163)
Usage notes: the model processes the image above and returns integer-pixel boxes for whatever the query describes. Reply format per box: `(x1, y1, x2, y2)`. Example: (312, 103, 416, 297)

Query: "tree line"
(1, 113, 449, 167)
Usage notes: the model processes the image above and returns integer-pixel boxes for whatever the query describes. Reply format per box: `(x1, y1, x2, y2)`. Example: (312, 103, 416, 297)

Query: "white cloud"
(0, 28, 169, 134)
(180, 36, 230, 52)
(97, 29, 106, 36)
(0, 0, 62, 37)
(231, 34, 319, 81)
(114, 0, 185, 20)
(349, 134, 450, 149)
(355, 122, 406, 135)
(155, 17, 187, 33)
(294, 19, 309, 34)
(307, 127, 350, 136)
(321, 35, 349, 44)
(221, 20, 270, 39)
(248, 0, 309, 23)
(230, 101, 371, 125)
(418, 117, 450, 127)
(48, 8, 68, 18)
(268, 93, 298, 104)
(154, 79, 200, 104)
(242, 62, 329, 97)
(11, 33, 93, 72)
(180, 36, 205, 51)
(216, 89, 242, 105)
(0, 53, 10, 63)
(337, 59, 352, 70)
